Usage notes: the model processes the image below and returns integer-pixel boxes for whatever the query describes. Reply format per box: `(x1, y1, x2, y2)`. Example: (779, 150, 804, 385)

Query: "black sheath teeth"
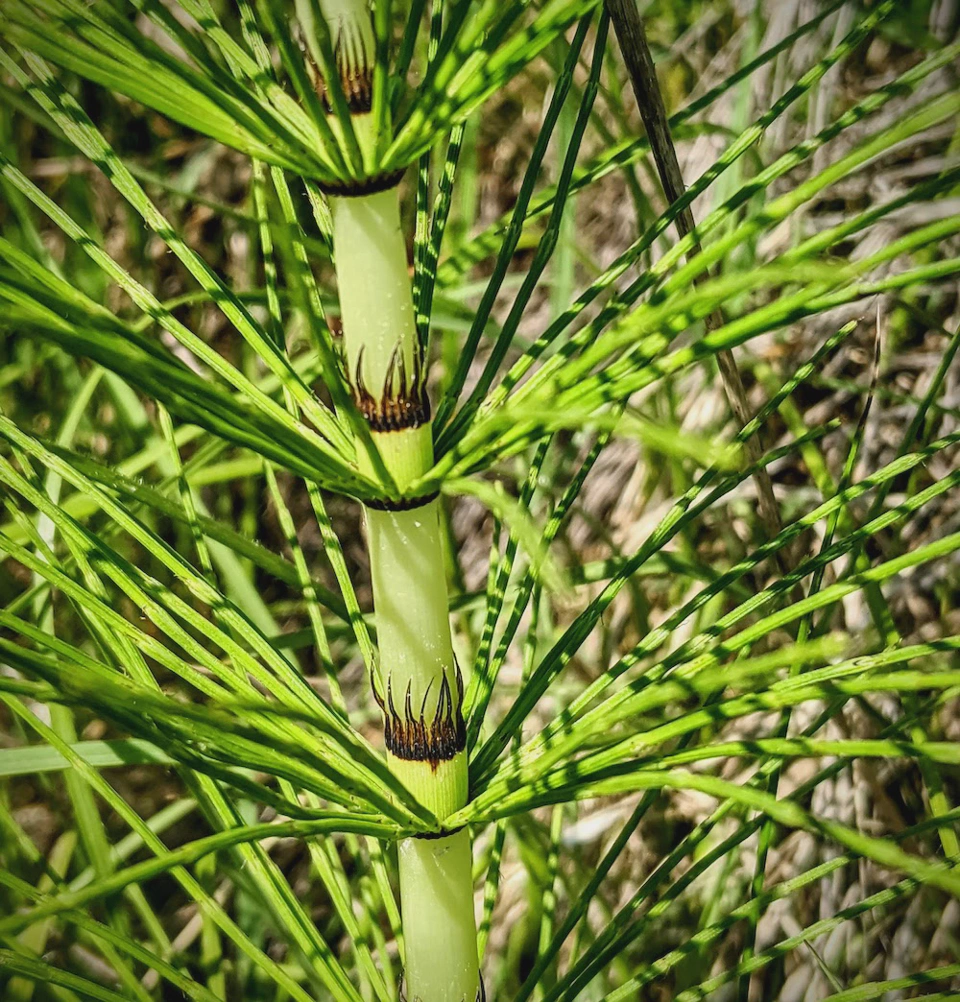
(350, 344, 431, 432)
(371, 664, 466, 766)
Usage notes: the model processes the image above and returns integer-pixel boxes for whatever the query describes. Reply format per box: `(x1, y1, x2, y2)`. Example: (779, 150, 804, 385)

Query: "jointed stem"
(332, 185, 479, 1002)
(324, 140, 478, 1002)
(309, 0, 479, 990)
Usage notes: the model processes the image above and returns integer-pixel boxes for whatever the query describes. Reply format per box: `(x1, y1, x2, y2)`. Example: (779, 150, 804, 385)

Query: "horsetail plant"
(307, 1, 480, 996)
(0, 1, 959, 1000)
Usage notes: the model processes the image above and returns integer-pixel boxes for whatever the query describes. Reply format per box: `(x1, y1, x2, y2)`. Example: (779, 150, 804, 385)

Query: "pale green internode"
(366, 502, 457, 707)
(332, 189, 419, 396)
(398, 830, 479, 1001)
(390, 754, 470, 822)
(361, 427, 434, 491)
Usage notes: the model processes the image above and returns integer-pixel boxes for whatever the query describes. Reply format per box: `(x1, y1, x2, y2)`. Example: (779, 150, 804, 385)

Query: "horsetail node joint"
(398, 975, 485, 1000)
(331, 26, 374, 112)
(316, 169, 406, 197)
(413, 823, 466, 840)
(364, 491, 440, 511)
(298, 3, 375, 114)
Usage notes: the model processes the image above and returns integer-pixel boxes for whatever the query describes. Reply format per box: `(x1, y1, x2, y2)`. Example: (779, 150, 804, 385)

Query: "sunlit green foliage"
(0, 0, 958, 999)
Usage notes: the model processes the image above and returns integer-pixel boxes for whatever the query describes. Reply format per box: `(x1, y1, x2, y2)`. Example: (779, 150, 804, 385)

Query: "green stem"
(330, 184, 479, 1001)
(332, 189, 419, 399)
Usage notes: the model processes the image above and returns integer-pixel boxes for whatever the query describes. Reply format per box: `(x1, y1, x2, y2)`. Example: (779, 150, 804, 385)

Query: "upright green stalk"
(311, 2, 479, 999)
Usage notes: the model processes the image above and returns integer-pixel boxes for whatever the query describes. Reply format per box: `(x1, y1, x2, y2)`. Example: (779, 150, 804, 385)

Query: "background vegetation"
(1, 0, 959, 999)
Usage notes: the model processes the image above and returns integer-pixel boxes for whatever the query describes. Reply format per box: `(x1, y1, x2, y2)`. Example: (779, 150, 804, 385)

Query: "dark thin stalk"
(604, 0, 784, 551)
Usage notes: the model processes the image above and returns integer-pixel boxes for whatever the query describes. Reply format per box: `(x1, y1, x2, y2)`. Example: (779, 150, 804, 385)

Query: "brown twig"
(605, 0, 785, 554)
